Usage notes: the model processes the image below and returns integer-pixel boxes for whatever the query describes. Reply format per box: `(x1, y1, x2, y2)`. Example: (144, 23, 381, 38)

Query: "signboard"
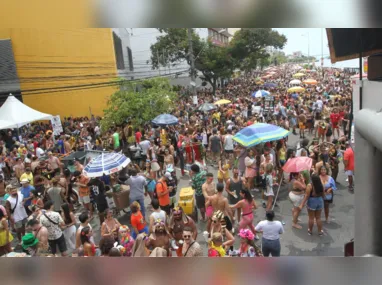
(50, 115, 63, 136)
(263, 96, 275, 116)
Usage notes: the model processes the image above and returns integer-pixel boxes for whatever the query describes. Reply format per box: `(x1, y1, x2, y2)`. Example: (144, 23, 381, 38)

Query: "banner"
(50, 115, 63, 136)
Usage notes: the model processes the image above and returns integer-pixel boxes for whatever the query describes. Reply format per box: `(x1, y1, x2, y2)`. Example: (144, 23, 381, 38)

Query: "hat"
(164, 172, 173, 181)
(20, 178, 29, 184)
(22, 233, 39, 250)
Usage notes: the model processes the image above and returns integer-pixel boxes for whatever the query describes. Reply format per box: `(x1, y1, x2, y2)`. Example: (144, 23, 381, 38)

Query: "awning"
(327, 28, 382, 63)
(0, 95, 54, 129)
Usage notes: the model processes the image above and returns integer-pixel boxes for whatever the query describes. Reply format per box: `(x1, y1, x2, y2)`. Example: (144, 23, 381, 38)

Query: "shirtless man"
(26, 219, 49, 254)
(226, 167, 247, 223)
(205, 183, 234, 233)
(202, 173, 216, 231)
(146, 219, 171, 256)
(168, 206, 197, 256)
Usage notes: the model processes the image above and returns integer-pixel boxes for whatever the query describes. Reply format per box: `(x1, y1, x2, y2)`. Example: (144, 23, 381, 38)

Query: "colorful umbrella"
(152, 114, 179, 126)
(233, 123, 290, 148)
(198, 103, 216, 112)
(289, 79, 301, 85)
(293, 73, 305, 78)
(282, 157, 312, 173)
(288, 86, 305, 93)
(252, 90, 270, 98)
(303, 79, 318, 85)
(83, 152, 131, 177)
(214, 99, 231, 105)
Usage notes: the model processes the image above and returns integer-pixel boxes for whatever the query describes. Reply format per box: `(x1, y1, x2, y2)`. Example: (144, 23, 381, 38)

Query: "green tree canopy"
(101, 77, 177, 132)
(229, 28, 287, 72)
(150, 28, 235, 94)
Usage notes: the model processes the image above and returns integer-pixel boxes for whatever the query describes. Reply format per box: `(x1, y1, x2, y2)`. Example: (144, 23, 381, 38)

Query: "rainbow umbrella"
(233, 123, 290, 148)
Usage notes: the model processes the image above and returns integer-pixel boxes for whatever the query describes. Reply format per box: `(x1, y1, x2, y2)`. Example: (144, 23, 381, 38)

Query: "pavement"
(13, 131, 354, 257)
(113, 131, 354, 257)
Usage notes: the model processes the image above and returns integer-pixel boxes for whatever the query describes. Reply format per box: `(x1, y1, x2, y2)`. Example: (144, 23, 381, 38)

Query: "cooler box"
(112, 185, 130, 210)
(179, 187, 195, 215)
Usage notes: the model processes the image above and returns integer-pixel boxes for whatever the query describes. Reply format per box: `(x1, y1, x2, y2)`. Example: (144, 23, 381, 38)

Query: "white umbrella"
(289, 79, 302, 86)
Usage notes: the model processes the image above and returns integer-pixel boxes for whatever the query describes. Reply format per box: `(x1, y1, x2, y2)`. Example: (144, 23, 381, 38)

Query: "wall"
(0, 28, 118, 118)
(112, 28, 134, 79)
(354, 79, 382, 256)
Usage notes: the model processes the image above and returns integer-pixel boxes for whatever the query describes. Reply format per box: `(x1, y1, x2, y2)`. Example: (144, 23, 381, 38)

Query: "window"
(127, 47, 134, 71)
(113, 32, 125, 70)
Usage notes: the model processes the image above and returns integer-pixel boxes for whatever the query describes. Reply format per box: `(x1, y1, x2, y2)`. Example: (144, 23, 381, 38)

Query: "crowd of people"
(0, 63, 355, 257)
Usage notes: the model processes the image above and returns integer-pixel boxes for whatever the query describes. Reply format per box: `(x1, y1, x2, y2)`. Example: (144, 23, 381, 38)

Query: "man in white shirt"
(255, 210, 284, 257)
(36, 144, 45, 159)
(315, 97, 323, 112)
(40, 200, 67, 256)
(6, 183, 28, 244)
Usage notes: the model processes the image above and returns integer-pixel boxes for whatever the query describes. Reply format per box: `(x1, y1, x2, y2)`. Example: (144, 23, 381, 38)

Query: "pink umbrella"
(282, 157, 312, 173)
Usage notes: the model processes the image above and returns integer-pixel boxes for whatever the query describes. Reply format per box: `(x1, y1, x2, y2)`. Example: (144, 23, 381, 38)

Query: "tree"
(229, 28, 287, 72)
(101, 77, 178, 131)
(270, 51, 287, 66)
(195, 41, 235, 93)
(150, 29, 235, 94)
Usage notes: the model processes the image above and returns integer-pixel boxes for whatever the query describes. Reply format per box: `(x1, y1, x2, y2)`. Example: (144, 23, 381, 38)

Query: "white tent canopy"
(0, 95, 54, 130)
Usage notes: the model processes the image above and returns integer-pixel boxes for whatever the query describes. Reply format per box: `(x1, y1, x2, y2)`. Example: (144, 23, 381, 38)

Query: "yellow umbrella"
(214, 99, 231, 105)
(288, 86, 306, 93)
(303, 79, 318, 85)
(293, 73, 305, 78)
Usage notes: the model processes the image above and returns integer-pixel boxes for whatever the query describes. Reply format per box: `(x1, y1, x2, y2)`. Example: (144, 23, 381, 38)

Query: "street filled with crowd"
(0, 64, 355, 257)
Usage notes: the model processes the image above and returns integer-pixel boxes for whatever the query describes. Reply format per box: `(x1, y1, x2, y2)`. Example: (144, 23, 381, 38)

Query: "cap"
(20, 178, 29, 184)
(164, 172, 173, 181)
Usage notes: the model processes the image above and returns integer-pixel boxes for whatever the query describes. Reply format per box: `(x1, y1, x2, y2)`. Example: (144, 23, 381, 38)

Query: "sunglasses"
(183, 235, 191, 239)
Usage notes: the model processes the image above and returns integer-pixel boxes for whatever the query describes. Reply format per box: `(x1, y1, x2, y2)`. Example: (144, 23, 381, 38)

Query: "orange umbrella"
(303, 79, 318, 85)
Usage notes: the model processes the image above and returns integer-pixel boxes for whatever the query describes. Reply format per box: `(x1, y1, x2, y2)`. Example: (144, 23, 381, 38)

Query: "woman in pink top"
(230, 189, 257, 236)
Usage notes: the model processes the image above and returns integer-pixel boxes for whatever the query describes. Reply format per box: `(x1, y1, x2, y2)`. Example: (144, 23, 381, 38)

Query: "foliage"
(229, 28, 287, 72)
(150, 28, 287, 93)
(270, 51, 288, 66)
(101, 77, 177, 132)
(150, 29, 235, 93)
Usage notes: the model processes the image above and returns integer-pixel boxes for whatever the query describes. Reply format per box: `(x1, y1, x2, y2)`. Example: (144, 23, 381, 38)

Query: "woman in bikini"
(230, 189, 257, 237)
(101, 209, 121, 242)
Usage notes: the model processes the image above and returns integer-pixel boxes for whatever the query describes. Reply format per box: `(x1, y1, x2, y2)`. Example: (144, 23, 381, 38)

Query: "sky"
(129, 28, 360, 75)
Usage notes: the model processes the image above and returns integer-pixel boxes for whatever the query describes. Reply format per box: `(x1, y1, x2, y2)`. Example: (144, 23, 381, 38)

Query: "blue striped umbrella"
(83, 152, 131, 177)
(151, 114, 178, 126)
(233, 123, 290, 148)
(252, 90, 270, 98)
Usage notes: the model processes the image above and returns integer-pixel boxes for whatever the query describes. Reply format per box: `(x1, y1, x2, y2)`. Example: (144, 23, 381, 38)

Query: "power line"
(0, 69, 190, 97)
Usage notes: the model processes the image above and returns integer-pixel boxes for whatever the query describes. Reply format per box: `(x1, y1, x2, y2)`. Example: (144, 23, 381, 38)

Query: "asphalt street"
(94, 131, 354, 257)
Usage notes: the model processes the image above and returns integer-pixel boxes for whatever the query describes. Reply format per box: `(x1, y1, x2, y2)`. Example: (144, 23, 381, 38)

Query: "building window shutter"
(113, 32, 125, 70)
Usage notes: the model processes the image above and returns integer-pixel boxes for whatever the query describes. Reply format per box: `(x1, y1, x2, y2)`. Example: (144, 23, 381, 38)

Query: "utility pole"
(162, 48, 166, 74)
(157, 49, 161, 76)
(188, 28, 197, 105)
(167, 49, 171, 74)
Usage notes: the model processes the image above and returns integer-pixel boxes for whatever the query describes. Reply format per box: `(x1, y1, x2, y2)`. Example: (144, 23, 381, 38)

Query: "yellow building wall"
(0, 28, 118, 118)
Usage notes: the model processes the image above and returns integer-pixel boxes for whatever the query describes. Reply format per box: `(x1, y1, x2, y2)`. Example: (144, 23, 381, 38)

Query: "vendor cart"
(106, 185, 131, 217)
